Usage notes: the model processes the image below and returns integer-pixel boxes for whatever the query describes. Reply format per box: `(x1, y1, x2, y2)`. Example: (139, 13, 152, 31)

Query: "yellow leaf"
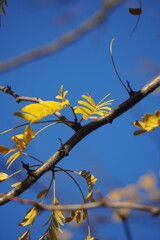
(10, 134, 24, 140)
(74, 93, 113, 120)
(54, 211, 64, 226)
(15, 100, 70, 123)
(85, 233, 99, 240)
(132, 111, 160, 135)
(13, 112, 37, 122)
(19, 206, 40, 226)
(0, 145, 9, 153)
(14, 136, 26, 151)
(6, 151, 21, 169)
(0, 172, 9, 182)
(17, 230, 30, 240)
(49, 225, 58, 240)
(11, 182, 21, 187)
(56, 85, 69, 101)
(36, 189, 48, 199)
(23, 125, 35, 145)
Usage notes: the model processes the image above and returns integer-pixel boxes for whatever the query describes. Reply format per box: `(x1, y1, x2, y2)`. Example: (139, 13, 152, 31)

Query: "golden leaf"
(0, 172, 9, 182)
(11, 182, 21, 187)
(19, 206, 40, 226)
(17, 230, 30, 240)
(74, 93, 113, 120)
(132, 110, 160, 135)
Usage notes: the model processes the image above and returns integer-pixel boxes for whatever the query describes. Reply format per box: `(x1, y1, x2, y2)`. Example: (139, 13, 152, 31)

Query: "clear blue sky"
(0, 0, 160, 239)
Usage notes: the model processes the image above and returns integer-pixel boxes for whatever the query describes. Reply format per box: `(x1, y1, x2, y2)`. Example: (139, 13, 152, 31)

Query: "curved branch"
(0, 0, 123, 73)
(0, 74, 159, 206)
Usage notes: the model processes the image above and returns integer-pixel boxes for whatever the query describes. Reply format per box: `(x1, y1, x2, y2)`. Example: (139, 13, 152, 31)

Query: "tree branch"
(0, 74, 159, 206)
(0, 193, 159, 216)
(0, 0, 123, 73)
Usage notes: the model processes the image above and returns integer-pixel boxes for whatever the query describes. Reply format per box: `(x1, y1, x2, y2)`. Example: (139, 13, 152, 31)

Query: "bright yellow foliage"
(74, 93, 113, 120)
(17, 230, 30, 240)
(132, 110, 160, 135)
(56, 85, 68, 102)
(14, 88, 69, 124)
(19, 205, 40, 226)
(0, 126, 35, 168)
(0, 172, 9, 182)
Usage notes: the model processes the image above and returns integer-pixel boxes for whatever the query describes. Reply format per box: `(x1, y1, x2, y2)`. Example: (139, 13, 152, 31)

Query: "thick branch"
(0, 0, 123, 73)
(0, 74, 159, 206)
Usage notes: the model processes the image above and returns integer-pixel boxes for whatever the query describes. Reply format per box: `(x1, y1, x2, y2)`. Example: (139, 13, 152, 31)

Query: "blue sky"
(0, 0, 160, 239)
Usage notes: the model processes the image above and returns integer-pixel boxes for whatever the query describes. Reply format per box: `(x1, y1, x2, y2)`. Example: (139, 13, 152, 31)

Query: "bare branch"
(0, 0, 124, 73)
(0, 74, 159, 206)
(0, 193, 159, 216)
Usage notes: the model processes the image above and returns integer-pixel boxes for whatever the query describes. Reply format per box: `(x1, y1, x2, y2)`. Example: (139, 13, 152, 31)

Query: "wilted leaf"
(36, 189, 48, 199)
(0, 145, 9, 153)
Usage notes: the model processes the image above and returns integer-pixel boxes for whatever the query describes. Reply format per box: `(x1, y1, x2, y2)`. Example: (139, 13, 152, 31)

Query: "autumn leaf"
(74, 93, 113, 120)
(17, 230, 30, 240)
(129, 8, 142, 15)
(132, 110, 160, 135)
(0, 145, 9, 153)
(56, 85, 68, 102)
(14, 87, 70, 123)
(19, 206, 40, 226)
(0, 172, 9, 182)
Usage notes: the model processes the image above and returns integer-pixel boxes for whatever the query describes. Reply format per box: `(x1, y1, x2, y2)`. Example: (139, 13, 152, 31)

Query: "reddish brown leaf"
(129, 8, 142, 15)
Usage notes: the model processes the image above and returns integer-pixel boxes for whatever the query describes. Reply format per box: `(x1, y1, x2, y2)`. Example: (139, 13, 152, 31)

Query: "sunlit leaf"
(132, 110, 160, 135)
(14, 100, 70, 123)
(23, 125, 35, 145)
(11, 182, 21, 187)
(56, 85, 69, 101)
(6, 151, 21, 169)
(19, 206, 40, 226)
(74, 93, 113, 120)
(0, 172, 9, 182)
(17, 230, 30, 240)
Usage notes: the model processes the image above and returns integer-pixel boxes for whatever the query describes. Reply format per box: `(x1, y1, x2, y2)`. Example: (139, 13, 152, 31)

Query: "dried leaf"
(129, 8, 142, 15)
(36, 189, 48, 199)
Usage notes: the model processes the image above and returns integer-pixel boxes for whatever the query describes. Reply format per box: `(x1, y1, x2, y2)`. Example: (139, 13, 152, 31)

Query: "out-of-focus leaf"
(0, 145, 9, 153)
(0, 172, 9, 182)
(129, 8, 142, 15)
(36, 189, 48, 199)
